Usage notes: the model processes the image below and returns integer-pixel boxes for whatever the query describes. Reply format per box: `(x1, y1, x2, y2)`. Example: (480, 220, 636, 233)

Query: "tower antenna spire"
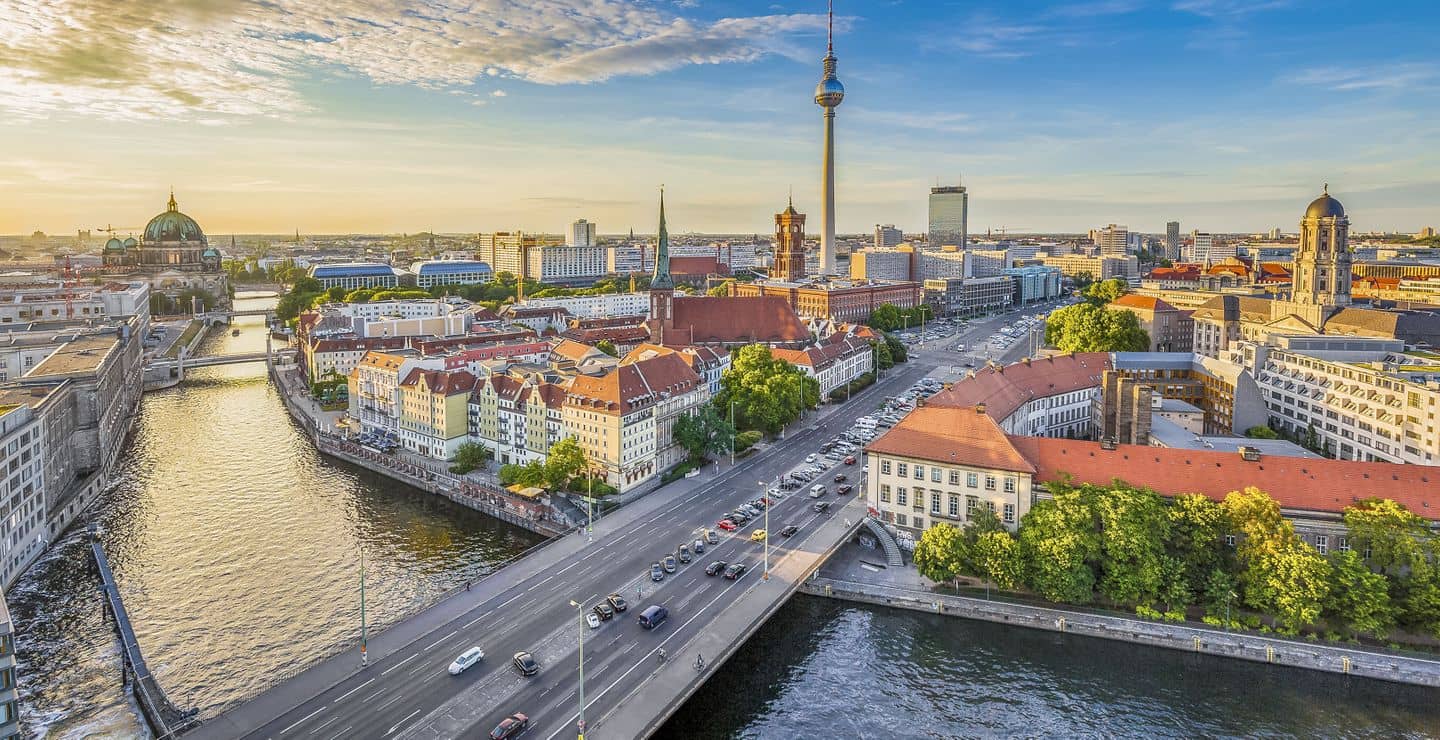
(827, 0, 834, 52)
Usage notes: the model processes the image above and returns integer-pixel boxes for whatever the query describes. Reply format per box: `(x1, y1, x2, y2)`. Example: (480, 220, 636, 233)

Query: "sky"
(1, 0, 1437, 237)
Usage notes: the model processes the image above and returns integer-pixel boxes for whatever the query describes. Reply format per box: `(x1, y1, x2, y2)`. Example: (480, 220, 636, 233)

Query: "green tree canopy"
(449, 441, 493, 475)
(543, 437, 589, 490)
(1223, 487, 1331, 633)
(1083, 278, 1129, 305)
(714, 344, 820, 435)
(1244, 425, 1280, 439)
(914, 523, 966, 588)
(1017, 486, 1102, 604)
(672, 406, 736, 462)
(1044, 303, 1150, 353)
(1325, 550, 1395, 637)
(595, 340, 618, 357)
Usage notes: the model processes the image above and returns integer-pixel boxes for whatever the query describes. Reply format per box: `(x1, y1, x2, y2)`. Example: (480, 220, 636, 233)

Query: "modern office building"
(923, 276, 1014, 317)
(1037, 253, 1139, 281)
(1095, 224, 1130, 255)
(570, 219, 597, 248)
(874, 224, 903, 250)
(1001, 266, 1063, 304)
(928, 185, 968, 248)
(525, 244, 607, 284)
(476, 231, 566, 280)
(409, 260, 493, 288)
(308, 263, 402, 290)
(520, 292, 650, 319)
(1166, 221, 1181, 260)
(1190, 231, 1235, 263)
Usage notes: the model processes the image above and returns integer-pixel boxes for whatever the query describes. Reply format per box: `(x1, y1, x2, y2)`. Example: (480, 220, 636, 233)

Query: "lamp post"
(759, 481, 770, 580)
(729, 400, 738, 467)
(359, 546, 368, 667)
(568, 599, 586, 740)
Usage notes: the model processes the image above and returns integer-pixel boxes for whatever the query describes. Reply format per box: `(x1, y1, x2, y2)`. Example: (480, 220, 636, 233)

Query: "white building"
(929, 353, 1110, 438)
(571, 219, 597, 248)
(520, 292, 650, 319)
(409, 260, 493, 288)
(771, 334, 874, 399)
(527, 244, 607, 284)
(0, 280, 149, 326)
(308, 263, 401, 290)
(0, 402, 48, 589)
(1190, 231, 1235, 263)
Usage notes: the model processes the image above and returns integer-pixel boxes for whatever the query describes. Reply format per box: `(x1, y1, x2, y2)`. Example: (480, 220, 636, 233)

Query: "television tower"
(814, 0, 844, 277)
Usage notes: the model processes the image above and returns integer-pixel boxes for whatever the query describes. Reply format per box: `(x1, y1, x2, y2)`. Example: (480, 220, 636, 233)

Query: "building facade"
(398, 368, 476, 459)
(410, 260, 493, 288)
(1110, 294, 1194, 352)
(309, 263, 401, 290)
(570, 219, 597, 248)
(928, 185, 968, 248)
(874, 224, 903, 250)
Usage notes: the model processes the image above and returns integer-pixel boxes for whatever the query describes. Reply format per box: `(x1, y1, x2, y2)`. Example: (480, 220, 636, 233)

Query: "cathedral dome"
(104, 237, 124, 252)
(144, 192, 206, 244)
(1304, 189, 1345, 220)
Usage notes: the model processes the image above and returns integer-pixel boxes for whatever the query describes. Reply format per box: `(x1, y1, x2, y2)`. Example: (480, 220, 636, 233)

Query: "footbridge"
(198, 308, 276, 326)
(187, 360, 935, 740)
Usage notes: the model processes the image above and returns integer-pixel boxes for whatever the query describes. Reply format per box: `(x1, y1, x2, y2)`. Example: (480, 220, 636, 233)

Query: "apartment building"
(477, 232, 565, 278)
(519, 292, 650, 319)
(0, 279, 149, 326)
(398, 368, 476, 459)
(929, 353, 1109, 439)
(1109, 294, 1194, 352)
(0, 594, 15, 737)
(771, 333, 874, 399)
(526, 244, 607, 284)
(0, 399, 47, 590)
(1037, 253, 1139, 281)
(923, 277, 1014, 317)
(468, 373, 567, 466)
(1095, 224, 1130, 255)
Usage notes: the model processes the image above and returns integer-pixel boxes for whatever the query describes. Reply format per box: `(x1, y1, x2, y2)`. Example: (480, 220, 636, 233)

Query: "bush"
(661, 460, 702, 484)
(734, 430, 763, 453)
(1135, 605, 1163, 620)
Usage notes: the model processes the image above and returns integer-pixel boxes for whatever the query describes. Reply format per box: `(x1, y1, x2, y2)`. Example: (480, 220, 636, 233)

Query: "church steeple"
(167, 188, 178, 212)
(651, 188, 674, 290)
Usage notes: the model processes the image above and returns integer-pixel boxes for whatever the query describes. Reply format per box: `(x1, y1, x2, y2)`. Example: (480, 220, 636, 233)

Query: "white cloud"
(490, 90, 507, 97)
(1285, 63, 1439, 93)
(0, 0, 827, 120)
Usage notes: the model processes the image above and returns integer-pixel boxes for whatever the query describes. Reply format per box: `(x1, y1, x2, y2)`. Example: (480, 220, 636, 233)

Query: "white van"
(809, 484, 826, 498)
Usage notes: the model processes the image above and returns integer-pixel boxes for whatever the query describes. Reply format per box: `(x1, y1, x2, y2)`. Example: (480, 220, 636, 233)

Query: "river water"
(9, 292, 1439, 738)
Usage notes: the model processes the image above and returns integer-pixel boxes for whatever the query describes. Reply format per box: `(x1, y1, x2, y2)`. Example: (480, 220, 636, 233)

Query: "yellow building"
(398, 368, 476, 459)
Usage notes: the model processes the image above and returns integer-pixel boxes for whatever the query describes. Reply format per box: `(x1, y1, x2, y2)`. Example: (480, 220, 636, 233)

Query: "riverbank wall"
(269, 364, 568, 538)
(800, 576, 1440, 688)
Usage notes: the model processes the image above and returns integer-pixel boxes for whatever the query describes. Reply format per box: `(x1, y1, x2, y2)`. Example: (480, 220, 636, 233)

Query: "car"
(678, 545, 692, 563)
(723, 563, 748, 580)
(809, 484, 826, 498)
(717, 519, 738, 531)
(813, 501, 831, 513)
(706, 529, 719, 544)
(834, 473, 848, 483)
(489, 713, 530, 740)
(651, 562, 665, 581)
(512, 651, 539, 676)
(692, 538, 706, 554)
(804, 454, 817, 463)
(705, 560, 728, 576)
(593, 602, 615, 620)
(750, 529, 767, 542)
(448, 646, 484, 675)
(780, 525, 799, 537)
(607, 593, 628, 612)
(729, 512, 749, 525)
(837, 484, 853, 494)
(586, 612, 602, 629)
(663, 555, 677, 572)
(844, 456, 856, 465)
(766, 487, 781, 498)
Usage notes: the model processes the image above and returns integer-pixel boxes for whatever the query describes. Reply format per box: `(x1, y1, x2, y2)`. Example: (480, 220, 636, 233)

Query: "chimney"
(975, 403, 986, 415)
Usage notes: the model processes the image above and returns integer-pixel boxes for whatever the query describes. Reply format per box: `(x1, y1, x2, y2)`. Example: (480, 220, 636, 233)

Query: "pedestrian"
(465, 581, 471, 591)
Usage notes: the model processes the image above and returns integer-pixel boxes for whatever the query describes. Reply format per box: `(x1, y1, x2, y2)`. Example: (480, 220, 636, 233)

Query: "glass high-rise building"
(1166, 221, 1180, 260)
(928, 185, 967, 248)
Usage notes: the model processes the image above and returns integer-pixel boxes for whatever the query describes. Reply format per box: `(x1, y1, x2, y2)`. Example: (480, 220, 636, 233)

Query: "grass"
(165, 320, 205, 359)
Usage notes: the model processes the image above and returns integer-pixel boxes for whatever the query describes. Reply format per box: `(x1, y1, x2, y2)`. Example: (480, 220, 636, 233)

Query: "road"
(206, 301, 1062, 740)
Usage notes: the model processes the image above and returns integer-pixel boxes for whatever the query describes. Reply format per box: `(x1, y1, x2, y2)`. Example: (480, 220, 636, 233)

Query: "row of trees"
(915, 482, 1440, 639)
(868, 303, 933, 332)
(497, 437, 608, 493)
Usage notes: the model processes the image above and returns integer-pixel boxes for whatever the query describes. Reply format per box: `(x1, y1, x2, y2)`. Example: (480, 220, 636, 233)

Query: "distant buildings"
(520, 292, 650, 319)
(100, 190, 228, 304)
(928, 185, 968, 248)
(409, 260, 493, 288)
(1190, 231, 1235, 263)
(1166, 221, 1180, 261)
(309, 263, 402, 291)
(477, 231, 564, 277)
(1036, 252, 1139, 281)
(1109, 294, 1194, 352)
(873, 224, 903, 250)
(1094, 224, 1129, 255)
(924, 276, 1013, 317)
(570, 219, 597, 248)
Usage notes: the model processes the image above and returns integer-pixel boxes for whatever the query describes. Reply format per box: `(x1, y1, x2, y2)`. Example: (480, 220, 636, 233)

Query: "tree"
(1244, 425, 1280, 439)
(714, 344, 820, 435)
(1167, 494, 1230, 598)
(500, 461, 545, 488)
(874, 339, 894, 370)
(1083, 278, 1128, 305)
(1343, 498, 1430, 577)
(543, 437, 588, 490)
(882, 332, 908, 364)
(1325, 550, 1395, 637)
(1044, 303, 1149, 353)
(1017, 486, 1101, 604)
(672, 406, 735, 462)
(1093, 484, 1171, 607)
(449, 441, 493, 475)
(595, 340, 618, 357)
(1072, 271, 1095, 290)
(344, 288, 377, 303)
(972, 530, 1023, 590)
(914, 523, 966, 588)
(707, 281, 734, 297)
(868, 303, 904, 331)
(1223, 487, 1331, 634)
(324, 286, 348, 302)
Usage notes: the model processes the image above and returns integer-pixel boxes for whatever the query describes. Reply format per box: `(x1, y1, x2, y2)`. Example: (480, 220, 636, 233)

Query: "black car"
(512, 651, 539, 676)
(705, 560, 728, 576)
(723, 563, 748, 580)
(780, 525, 799, 537)
(837, 484, 853, 494)
(834, 473, 848, 482)
(813, 501, 831, 513)
(607, 593, 628, 612)
(593, 602, 615, 620)
(489, 713, 530, 740)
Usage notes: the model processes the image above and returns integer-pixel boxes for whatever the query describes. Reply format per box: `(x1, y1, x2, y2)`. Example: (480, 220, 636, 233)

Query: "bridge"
(189, 356, 931, 740)
(198, 308, 276, 326)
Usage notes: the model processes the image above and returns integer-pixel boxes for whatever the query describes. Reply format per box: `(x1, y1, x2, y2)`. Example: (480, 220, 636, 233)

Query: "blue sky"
(1, 0, 1436, 236)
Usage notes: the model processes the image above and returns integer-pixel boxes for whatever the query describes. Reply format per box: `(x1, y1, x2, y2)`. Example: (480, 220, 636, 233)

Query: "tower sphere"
(815, 77, 845, 108)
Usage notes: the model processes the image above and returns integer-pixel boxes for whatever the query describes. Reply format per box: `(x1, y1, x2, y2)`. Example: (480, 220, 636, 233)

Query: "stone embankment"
(801, 576, 1440, 688)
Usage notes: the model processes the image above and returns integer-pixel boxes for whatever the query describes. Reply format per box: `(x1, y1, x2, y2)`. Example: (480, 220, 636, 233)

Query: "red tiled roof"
(665, 296, 809, 345)
(865, 406, 1036, 474)
(566, 351, 702, 415)
(400, 368, 476, 395)
(1112, 294, 1177, 312)
(928, 353, 1110, 421)
(1146, 265, 1201, 281)
(1011, 436, 1440, 519)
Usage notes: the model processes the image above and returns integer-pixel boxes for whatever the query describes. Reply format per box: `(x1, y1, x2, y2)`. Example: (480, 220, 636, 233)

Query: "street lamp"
(758, 481, 769, 580)
(359, 545, 368, 667)
(729, 400, 738, 467)
(568, 599, 586, 740)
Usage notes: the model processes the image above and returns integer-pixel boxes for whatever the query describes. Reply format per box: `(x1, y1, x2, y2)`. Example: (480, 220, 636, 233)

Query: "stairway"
(862, 517, 905, 567)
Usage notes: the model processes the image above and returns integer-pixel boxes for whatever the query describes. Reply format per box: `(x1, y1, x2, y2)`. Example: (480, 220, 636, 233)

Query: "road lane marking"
(362, 688, 385, 703)
(556, 561, 580, 574)
(423, 630, 457, 652)
(525, 575, 555, 592)
(332, 677, 374, 703)
(376, 693, 406, 712)
(325, 727, 353, 740)
(309, 715, 340, 734)
(497, 592, 524, 609)
(464, 613, 487, 629)
(379, 653, 417, 676)
(386, 709, 423, 736)
(279, 707, 326, 735)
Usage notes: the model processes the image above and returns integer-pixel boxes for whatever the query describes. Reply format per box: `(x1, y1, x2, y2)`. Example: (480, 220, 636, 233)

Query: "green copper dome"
(104, 237, 124, 251)
(144, 191, 206, 244)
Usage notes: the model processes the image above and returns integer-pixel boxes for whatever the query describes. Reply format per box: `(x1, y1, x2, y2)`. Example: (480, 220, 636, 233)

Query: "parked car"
(593, 602, 615, 621)
(651, 562, 665, 581)
(448, 646, 484, 675)
(692, 539, 706, 554)
(717, 519, 738, 531)
(586, 612, 602, 629)
(489, 713, 530, 740)
(662, 555, 677, 572)
(512, 651, 539, 676)
(750, 529, 767, 542)
(678, 544, 692, 563)
(805, 454, 817, 463)
(723, 563, 748, 580)
(844, 456, 856, 465)
(834, 473, 848, 483)
(607, 593, 628, 612)
(780, 525, 799, 537)
(705, 560, 728, 576)
(706, 529, 719, 544)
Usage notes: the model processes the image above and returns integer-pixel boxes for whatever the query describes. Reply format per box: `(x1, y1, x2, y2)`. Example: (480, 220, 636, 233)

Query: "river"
(9, 292, 1439, 738)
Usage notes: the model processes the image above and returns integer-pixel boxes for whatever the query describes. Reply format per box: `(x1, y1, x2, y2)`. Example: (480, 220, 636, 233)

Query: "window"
(1315, 535, 1328, 555)
(932, 468, 942, 483)
(913, 465, 924, 481)
(896, 513, 907, 526)
(897, 462, 908, 477)
(879, 484, 891, 503)
(1225, 534, 1236, 547)
(1003, 503, 1015, 524)
(880, 460, 891, 475)
(931, 494, 941, 514)
(984, 475, 996, 491)
(966, 496, 978, 515)
(967, 472, 978, 488)
(896, 487, 908, 506)
(913, 489, 925, 509)
(914, 517, 925, 529)
(1338, 536, 1350, 552)
(1003, 478, 1016, 493)
(949, 470, 960, 486)
(948, 495, 959, 517)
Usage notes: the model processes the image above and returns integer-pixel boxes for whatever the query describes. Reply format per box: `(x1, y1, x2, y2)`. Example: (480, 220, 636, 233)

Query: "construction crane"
(97, 224, 141, 237)
(61, 253, 79, 319)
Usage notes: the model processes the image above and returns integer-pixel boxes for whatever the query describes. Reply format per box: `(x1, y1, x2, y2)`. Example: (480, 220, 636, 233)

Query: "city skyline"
(2, 1, 1438, 236)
